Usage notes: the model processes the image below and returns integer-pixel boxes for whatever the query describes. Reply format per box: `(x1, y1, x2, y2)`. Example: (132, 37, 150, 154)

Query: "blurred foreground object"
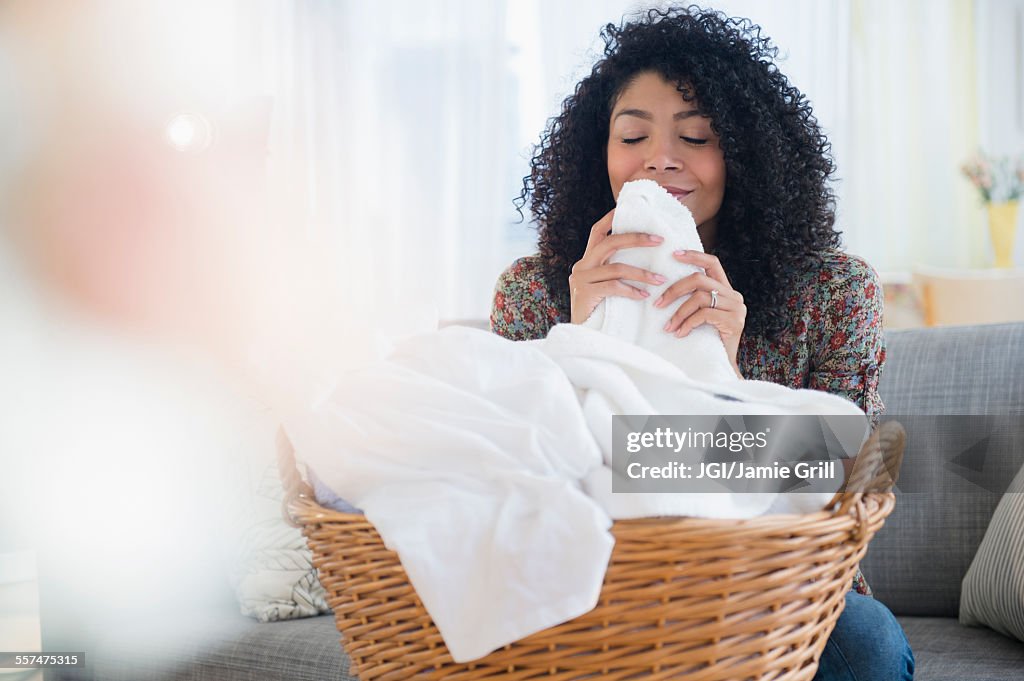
(0, 0, 373, 402)
(0, 0, 265, 344)
(0, 551, 42, 658)
(0, 1, 344, 677)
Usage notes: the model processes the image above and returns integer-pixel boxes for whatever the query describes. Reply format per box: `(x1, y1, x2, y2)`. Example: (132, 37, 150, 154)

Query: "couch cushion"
(879, 322, 1024, 415)
(85, 612, 355, 681)
(899, 616, 1024, 680)
(863, 323, 1024, 616)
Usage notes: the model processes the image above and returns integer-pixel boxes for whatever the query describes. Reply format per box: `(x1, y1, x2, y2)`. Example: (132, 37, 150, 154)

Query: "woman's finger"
(570, 277, 652, 323)
(673, 307, 745, 339)
(574, 231, 665, 273)
(594, 231, 664, 265)
(673, 250, 734, 290)
(600, 279, 651, 300)
(664, 290, 735, 332)
(580, 262, 667, 287)
(653, 272, 740, 309)
(576, 279, 650, 304)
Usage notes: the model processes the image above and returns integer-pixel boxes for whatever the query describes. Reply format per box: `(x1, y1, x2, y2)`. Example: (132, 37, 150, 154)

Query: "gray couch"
(61, 323, 1024, 680)
(860, 321, 1024, 680)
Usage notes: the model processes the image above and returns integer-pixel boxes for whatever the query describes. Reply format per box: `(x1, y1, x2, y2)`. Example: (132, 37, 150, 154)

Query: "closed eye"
(681, 136, 708, 145)
(621, 136, 647, 144)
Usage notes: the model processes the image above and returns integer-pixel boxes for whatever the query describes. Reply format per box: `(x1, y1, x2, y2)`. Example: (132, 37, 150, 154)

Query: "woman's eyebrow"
(613, 108, 653, 121)
(612, 108, 702, 121)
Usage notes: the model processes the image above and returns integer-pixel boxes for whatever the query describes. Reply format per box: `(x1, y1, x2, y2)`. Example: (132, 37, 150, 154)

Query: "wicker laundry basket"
(278, 422, 904, 681)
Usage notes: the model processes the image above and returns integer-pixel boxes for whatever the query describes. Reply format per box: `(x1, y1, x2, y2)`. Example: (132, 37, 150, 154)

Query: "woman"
(491, 7, 913, 680)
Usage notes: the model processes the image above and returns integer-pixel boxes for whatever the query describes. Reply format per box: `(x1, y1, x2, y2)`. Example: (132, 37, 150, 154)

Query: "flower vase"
(988, 201, 1019, 268)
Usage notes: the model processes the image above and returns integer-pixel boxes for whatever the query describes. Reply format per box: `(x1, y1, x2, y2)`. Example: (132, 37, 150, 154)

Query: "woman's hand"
(569, 210, 667, 324)
(655, 250, 746, 376)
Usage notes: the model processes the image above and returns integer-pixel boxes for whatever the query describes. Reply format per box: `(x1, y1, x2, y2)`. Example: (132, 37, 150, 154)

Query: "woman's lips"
(662, 186, 694, 201)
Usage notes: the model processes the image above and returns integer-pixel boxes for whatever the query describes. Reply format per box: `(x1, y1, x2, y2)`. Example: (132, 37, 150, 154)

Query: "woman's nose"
(645, 138, 681, 172)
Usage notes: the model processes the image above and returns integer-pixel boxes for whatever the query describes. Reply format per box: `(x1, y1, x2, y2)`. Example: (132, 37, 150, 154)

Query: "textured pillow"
(960, 461, 1024, 641)
(227, 413, 331, 622)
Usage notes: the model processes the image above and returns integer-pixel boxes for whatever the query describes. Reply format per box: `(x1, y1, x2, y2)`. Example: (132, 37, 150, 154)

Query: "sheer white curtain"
(844, 0, 983, 270)
(248, 0, 513, 321)
(247, 0, 982, 320)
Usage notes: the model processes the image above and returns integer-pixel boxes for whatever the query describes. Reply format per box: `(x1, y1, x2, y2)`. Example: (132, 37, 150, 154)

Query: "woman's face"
(607, 71, 726, 233)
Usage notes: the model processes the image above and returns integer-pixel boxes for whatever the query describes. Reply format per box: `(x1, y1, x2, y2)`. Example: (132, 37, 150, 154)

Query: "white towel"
(584, 179, 736, 386)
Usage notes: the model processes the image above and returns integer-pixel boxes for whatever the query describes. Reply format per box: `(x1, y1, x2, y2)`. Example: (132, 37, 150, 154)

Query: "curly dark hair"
(516, 5, 841, 339)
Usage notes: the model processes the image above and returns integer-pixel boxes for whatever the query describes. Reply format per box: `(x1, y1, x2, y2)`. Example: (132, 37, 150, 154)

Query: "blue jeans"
(813, 592, 915, 680)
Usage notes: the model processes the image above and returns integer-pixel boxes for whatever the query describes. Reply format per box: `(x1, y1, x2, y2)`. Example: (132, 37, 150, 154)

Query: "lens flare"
(165, 112, 212, 152)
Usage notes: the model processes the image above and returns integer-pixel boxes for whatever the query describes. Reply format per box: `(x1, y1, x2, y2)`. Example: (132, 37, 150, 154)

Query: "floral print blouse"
(489, 249, 885, 596)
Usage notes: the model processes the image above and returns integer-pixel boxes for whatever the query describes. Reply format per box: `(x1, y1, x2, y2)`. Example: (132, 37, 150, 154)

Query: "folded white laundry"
(280, 180, 868, 662)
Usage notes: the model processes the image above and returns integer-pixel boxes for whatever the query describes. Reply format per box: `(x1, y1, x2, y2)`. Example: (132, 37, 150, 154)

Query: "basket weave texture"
(279, 425, 902, 681)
